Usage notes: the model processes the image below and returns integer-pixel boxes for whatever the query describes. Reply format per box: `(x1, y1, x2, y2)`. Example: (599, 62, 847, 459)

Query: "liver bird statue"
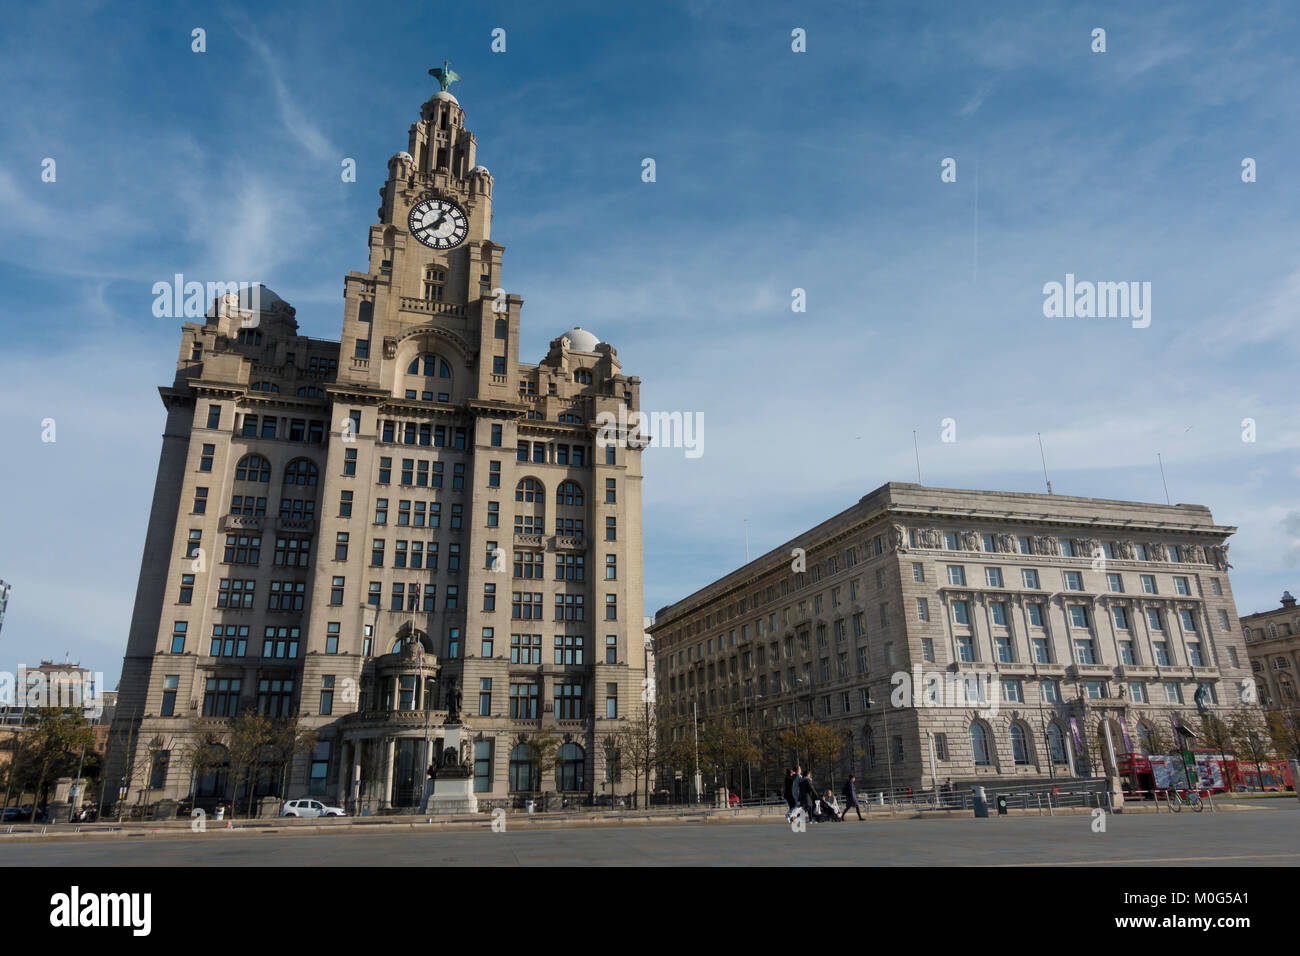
(429, 60, 461, 92)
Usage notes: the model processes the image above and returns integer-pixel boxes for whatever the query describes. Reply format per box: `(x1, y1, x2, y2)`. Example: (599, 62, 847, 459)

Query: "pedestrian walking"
(784, 767, 801, 821)
(799, 769, 817, 821)
(840, 774, 863, 820)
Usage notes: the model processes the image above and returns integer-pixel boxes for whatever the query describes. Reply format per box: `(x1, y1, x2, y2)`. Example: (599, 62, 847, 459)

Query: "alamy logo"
(595, 406, 704, 459)
(1042, 273, 1151, 328)
(0, 668, 106, 718)
(49, 886, 151, 936)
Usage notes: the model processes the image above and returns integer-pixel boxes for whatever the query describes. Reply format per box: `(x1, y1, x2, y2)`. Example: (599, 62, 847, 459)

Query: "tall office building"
(109, 73, 646, 809)
(651, 483, 1251, 795)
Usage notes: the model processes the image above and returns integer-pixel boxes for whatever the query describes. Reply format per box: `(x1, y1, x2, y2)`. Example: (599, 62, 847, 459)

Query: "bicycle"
(1166, 787, 1204, 812)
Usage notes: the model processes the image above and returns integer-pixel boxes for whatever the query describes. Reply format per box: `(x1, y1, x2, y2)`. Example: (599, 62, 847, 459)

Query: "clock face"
(408, 198, 468, 249)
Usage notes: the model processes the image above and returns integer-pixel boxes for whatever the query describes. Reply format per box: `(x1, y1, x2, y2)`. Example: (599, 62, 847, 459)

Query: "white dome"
(393, 151, 414, 164)
(433, 90, 459, 106)
(561, 327, 600, 352)
(237, 283, 285, 312)
(470, 165, 491, 177)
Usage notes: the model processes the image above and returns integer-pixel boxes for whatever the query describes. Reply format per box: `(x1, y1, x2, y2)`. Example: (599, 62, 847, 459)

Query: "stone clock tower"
(109, 67, 647, 812)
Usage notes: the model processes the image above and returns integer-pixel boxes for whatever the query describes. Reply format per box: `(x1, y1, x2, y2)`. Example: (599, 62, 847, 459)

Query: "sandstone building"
(650, 483, 1251, 795)
(1240, 592, 1300, 709)
(108, 75, 646, 810)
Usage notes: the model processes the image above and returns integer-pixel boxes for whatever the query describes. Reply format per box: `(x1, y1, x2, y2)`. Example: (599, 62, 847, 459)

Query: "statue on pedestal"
(444, 676, 462, 723)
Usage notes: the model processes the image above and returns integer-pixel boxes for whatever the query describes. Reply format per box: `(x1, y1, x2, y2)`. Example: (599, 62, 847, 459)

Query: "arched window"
(970, 721, 992, 766)
(556, 480, 583, 507)
(1137, 723, 1157, 755)
(556, 743, 585, 792)
(1280, 675, 1296, 702)
(1010, 723, 1030, 765)
(407, 354, 452, 378)
(235, 454, 271, 483)
(515, 478, 545, 534)
(250, 381, 279, 392)
(1046, 723, 1067, 764)
(516, 478, 543, 503)
(283, 459, 319, 487)
(296, 386, 324, 397)
(508, 744, 535, 793)
(197, 743, 231, 799)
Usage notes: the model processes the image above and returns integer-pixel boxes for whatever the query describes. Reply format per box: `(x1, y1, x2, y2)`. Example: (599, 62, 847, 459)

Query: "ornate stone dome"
(560, 327, 600, 352)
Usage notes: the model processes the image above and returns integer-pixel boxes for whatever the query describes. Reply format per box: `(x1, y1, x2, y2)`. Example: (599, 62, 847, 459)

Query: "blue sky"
(2, 0, 1299, 686)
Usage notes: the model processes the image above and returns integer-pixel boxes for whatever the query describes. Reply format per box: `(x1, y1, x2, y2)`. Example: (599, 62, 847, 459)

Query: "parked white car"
(281, 798, 345, 818)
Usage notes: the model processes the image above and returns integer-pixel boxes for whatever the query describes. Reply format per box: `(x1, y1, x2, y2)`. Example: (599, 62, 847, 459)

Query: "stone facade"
(107, 83, 646, 810)
(650, 483, 1251, 794)
(1240, 592, 1300, 709)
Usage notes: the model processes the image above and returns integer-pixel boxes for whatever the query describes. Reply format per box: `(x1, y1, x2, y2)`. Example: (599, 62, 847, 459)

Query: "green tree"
(23, 708, 96, 822)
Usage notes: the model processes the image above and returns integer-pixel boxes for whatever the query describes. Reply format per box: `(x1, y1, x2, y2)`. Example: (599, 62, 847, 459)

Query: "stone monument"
(423, 676, 479, 814)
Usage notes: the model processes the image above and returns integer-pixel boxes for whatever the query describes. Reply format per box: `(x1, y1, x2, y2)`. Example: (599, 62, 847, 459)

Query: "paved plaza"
(3, 803, 1296, 866)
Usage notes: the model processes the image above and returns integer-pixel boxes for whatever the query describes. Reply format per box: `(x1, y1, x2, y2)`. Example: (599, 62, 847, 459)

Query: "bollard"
(972, 785, 989, 818)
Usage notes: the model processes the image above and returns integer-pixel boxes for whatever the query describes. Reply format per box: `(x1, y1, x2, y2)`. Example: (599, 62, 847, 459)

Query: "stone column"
(337, 740, 350, 805)
(382, 738, 395, 809)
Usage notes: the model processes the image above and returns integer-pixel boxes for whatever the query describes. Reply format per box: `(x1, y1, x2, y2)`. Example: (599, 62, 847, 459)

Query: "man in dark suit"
(783, 768, 798, 821)
(840, 774, 863, 820)
(799, 769, 817, 820)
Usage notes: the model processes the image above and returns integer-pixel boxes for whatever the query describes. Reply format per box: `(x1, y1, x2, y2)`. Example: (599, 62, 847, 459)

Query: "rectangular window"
(325, 622, 340, 655)
(161, 675, 179, 716)
(206, 404, 222, 429)
(916, 597, 929, 621)
(1140, 574, 1157, 594)
(1174, 576, 1191, 596)
(995, 635, 1013, 663)
(1064, 571, 1083, 591)
(912, 563, 924, 583)
(1112, 606, 1130, 630)
(985, 567, 1003, 588)
(605, 683, 618, 719)
(1068, 605, 1090, 628)
(1074, 638, 1097, 665)
(956, 635, 975, 662)
(170, 621, 187, 654)
(1022, 569, 1040, 589)
(319, 676, 335, 716)
(1107, 573, 1123, 592)
(1032, 638, 1049, 664)
(1027, 603, 1045, 627)
(946, 565, 966, 586)
(952, 601, 970, 626)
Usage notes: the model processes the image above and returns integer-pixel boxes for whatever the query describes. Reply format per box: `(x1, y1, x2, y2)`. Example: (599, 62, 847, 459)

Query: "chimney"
(1282, 591, 1296, 609)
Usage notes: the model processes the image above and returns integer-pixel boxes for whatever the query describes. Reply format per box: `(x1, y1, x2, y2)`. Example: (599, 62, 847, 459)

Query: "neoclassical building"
(651, 482, 1252, 795)
(1240, 592, 1300, 709)
(108, 71, 647, 810)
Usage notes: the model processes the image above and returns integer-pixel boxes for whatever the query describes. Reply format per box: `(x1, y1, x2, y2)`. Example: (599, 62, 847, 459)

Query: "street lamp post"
(867, 688, 895, 804)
